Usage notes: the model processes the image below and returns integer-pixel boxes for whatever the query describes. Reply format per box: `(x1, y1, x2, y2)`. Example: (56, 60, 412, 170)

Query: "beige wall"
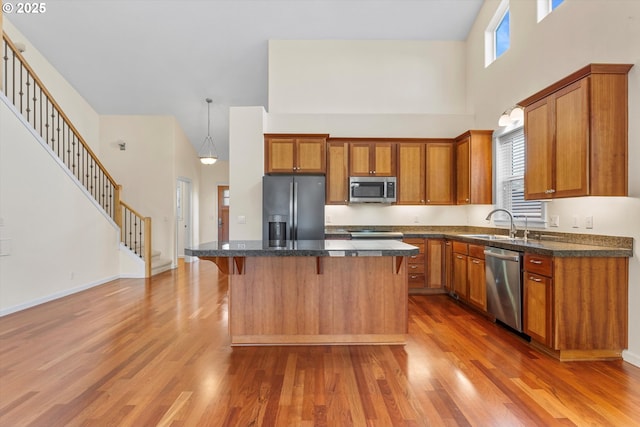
(199, 160, 229, 243)
(465, 0, 640, 366)
(0, 98, 121, 314)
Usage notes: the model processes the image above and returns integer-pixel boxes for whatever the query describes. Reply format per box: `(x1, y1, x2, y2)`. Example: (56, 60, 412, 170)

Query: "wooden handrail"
(3, 31, 155, 277)
(2, 32, 118, 188)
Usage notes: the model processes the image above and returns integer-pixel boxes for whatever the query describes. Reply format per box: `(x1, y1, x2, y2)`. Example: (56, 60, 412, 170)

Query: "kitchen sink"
(460, 234, 523, 241)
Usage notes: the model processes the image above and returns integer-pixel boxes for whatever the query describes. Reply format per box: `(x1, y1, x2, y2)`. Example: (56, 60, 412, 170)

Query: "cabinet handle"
(529, 276, 542, 282)
(410, 265, 418, 269)
(465, 198, 470, 202)
(426, 199, 430, 203)
(529, 259, 543, 265)
(456, 255, 464, 259)
(472, 259, 481, 264)
(410, 275, 419, 279)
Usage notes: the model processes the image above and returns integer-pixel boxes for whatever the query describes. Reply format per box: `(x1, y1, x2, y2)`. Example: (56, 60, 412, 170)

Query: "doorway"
(176, 178, 193, 263)
(218, 185, 229, 241)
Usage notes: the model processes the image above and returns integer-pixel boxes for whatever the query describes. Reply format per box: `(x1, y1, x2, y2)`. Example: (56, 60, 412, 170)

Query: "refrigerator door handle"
(293, 181, 298, 240)
(289, 182, 295, 241)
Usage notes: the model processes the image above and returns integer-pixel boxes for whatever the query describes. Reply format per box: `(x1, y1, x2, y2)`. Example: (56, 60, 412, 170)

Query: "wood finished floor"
(1, 261, 640, 427)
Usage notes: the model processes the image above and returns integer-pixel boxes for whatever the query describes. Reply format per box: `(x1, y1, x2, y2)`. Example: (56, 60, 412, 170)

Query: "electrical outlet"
(550, 215, 559, 227)
(237, 215, 246, 224)
(413, 216, 419, 224)
(585, 216, 593, 229)
(325, 215, 331, 223)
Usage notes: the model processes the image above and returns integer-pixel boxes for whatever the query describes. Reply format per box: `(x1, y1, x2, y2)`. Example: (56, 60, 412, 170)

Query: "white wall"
(0, 97, 120, 314)
(269, 40, 468, 114)
(3, 19, 101, 155)
(465, 0, 640, 366)
(228, 107, 266, 240)
(99, 115, 202, 264)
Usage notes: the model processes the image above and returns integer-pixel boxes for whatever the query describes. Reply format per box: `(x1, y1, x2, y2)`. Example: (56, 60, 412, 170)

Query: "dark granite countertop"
(325, 227, 633, 258)
(186, 239, 420, 257)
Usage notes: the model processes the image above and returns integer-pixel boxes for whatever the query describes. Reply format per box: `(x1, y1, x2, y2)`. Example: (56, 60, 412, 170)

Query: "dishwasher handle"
(484, 249, 520, 262)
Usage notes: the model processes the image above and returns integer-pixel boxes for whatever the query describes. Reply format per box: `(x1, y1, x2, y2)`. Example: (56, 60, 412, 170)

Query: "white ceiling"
(7, 0, 484, 160)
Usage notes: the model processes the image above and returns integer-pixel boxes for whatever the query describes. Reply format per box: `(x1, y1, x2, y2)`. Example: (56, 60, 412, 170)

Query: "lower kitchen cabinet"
(451, 241, 468, 300)
(522, 253, 628, 361)
(467, 245, 486, 311)
(523, 256, 553, 347)
(404, 238, 445, 294)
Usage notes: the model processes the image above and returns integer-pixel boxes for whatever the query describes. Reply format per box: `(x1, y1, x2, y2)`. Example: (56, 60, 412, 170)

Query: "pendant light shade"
(199, 98, 218, 165)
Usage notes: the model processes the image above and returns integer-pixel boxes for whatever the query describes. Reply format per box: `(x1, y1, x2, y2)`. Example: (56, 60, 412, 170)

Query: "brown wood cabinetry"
(451, 241, 468, 300)
(326, 141, 349, 204)
(523, 254, 553, 346)
(397, 143, 425, 204)
(404, 238, 445, 294)
(349, 141, 396, 177)
(443, 240, 453, 292)
(397, 141, 455, 205)
(522, 253, 628, 361)
(520, 64, 632, 199)
(467, 245, 486, 311)
(455, 131, 492, 205)
(264, 134, 328, 174)
(426, 142, 455, 204)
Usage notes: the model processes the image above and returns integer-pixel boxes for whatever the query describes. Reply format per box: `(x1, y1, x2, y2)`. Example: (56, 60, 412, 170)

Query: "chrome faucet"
(485, 208, 517, 239)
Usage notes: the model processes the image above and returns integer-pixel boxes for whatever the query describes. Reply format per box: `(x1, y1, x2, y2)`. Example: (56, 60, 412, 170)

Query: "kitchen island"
(186, 240, 419, 345)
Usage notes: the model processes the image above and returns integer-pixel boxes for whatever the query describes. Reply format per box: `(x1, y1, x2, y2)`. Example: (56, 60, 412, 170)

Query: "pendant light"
(198, 98, 218, 165)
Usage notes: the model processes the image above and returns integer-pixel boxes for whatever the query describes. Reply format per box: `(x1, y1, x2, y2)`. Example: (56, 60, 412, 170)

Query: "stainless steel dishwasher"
(484, 247, 523, 332)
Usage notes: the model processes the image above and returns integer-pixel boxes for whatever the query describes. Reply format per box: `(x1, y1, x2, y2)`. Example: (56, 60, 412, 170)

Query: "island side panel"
(229, 256, 408, 345)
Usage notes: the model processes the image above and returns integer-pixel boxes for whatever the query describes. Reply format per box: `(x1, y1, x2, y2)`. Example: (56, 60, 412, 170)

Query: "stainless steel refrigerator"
(262, 175, 325, 242)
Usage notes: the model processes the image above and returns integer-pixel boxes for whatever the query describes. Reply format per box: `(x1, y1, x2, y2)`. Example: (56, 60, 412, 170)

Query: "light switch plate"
(237, 215, 246, 224)
(550, 215, 559, 227)
(585, 216, 593, 229)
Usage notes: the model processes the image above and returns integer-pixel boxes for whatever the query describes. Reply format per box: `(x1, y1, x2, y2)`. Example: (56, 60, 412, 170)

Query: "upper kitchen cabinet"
(397, 142, 425, 204)
(520, 64, 633, 200)
(326, 140, 349, 204)
(455, 130, 493, 205)
(264, 134, 328, 174)
(349, 141, 397, 177)
(426, 141, 455, 204)
(397, 140, 455, 205)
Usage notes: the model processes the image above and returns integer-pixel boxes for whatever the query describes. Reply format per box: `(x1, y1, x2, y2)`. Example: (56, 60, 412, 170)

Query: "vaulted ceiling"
(7, 0, 484, 160)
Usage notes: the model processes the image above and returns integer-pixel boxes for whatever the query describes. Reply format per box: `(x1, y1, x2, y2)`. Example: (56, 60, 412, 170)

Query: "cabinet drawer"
(408, 253, 424, 263)
(408, 273, 426, 288)
(404, 239, 425, 253)
(524, 254, 553, 277)
(407, 262, 425, 274)
(452, 241, 468, 255)
(468, 244, 485, 259)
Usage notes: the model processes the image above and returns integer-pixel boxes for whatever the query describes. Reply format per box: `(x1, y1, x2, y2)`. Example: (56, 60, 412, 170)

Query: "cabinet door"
(553, 79, 589, 198)
(349, 143, 373, 176)
(397, 143, 425, 204)
(444, 241, 452, 292)
(456, 137, 470, 204)
(405, 238, 426, 290)
(452, 253, 468, 299)
(296, 138, 326, 173)
(524, 272, 553, 346)
(373, 142, 396, 176)
(467, 256, 486, 311)
(524, 98, 554, 199)
(265, 137, 295, 173)
(426, 239, 444, 289)
(326, 142, 348, 204)
(425, 142, 454, 204)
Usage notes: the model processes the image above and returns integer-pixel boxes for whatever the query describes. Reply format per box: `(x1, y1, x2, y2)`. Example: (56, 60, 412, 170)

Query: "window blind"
(496, 128, 543, 220)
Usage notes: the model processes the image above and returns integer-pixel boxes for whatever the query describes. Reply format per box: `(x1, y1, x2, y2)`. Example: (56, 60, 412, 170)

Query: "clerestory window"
(485, 0, 510, 67)
(538, 0, 565, 22)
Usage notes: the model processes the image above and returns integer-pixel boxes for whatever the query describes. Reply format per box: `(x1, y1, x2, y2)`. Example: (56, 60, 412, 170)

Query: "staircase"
(2, 32, 166, 278)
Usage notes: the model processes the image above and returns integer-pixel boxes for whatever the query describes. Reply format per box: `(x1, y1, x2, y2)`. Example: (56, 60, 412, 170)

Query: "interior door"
(217, 185, 229, 242)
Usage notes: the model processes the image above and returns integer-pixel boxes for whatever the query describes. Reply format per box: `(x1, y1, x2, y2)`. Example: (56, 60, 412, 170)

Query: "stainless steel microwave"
(349, 176, 397, 203)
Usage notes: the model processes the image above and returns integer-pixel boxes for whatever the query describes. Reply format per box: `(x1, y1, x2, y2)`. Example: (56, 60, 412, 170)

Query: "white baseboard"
(0, 275, 119, 317)
(622, 350, 640, 368)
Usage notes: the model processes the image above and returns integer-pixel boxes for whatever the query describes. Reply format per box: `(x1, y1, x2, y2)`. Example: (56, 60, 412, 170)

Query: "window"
(485, 0, 510, 67)
(538, 0, 565, 22)
(495, 127, 546, 227)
